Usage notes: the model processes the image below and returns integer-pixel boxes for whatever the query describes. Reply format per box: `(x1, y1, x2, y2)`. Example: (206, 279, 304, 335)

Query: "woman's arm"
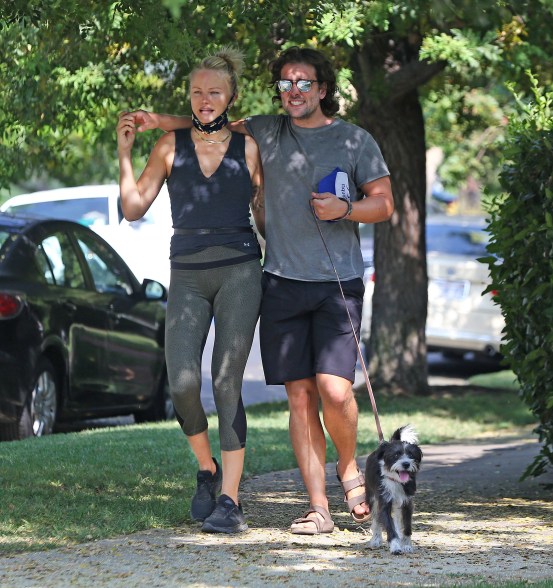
(116, 112, 173, 221)
(244, 135, 265, 239)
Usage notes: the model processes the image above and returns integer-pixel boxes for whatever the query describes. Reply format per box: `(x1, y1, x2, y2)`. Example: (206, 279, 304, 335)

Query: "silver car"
(361, 215, 505, 360)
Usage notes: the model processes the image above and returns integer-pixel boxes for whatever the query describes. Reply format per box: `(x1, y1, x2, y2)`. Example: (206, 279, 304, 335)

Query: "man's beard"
(285, 102, 318, 120)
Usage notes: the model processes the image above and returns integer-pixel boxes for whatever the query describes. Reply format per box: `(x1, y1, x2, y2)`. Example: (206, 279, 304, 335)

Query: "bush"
(484, 74, 553, 479)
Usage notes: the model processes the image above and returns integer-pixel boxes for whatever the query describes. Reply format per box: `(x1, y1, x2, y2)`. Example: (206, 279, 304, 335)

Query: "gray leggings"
(165, 256, 262, 451)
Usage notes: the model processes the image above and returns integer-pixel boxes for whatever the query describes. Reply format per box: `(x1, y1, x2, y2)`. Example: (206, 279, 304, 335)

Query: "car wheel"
(134, 371, 175, 423)
(27, 357, 58, 437)
(160, 375, 176, 421)
(0, 358, 58, 441)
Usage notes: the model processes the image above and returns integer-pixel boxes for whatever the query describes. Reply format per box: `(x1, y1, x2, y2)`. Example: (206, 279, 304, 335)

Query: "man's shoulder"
(332, 117, 371, 136)
(246, 114, 285, 126)
(245, 114, 288, 138)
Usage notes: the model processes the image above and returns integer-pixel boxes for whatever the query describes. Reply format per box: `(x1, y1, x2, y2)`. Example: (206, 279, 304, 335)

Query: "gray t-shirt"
(245, 115, 389, 281)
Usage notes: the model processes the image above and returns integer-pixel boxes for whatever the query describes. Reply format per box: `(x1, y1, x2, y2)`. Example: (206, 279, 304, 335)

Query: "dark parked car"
(0, 213, 173, 441)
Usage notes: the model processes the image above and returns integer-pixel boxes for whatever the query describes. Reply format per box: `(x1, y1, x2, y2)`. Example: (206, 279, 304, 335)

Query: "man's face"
(278, 62, 326, 123)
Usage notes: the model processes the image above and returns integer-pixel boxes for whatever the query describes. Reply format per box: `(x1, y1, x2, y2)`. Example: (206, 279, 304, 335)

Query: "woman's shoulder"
(157, 129, 177, 143)
(153, 129, 177, 155)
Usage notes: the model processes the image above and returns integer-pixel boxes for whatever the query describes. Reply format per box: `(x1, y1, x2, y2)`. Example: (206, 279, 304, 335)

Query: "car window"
(35, 244, 56, 284)
(75, 232, 133, 296)
(426, 224, 489, 257)
(41, 233, 87, 289)
(0, 230, 10, 250)
(0, 229, 50, 284)
(6, 198, 110, 227)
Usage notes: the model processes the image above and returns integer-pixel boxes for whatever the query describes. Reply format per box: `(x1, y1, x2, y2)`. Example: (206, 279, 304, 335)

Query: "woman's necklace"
(193, 128, 231, 144)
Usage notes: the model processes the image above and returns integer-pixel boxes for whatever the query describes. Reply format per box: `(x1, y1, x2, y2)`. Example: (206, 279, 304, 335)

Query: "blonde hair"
(190, 46, 244, 97)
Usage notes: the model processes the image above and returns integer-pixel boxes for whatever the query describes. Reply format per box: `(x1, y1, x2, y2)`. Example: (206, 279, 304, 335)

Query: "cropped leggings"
(165, 256, 262, 451)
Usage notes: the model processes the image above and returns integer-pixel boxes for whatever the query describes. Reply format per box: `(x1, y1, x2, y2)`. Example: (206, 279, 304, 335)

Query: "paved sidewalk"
(1, 433, 552, 587)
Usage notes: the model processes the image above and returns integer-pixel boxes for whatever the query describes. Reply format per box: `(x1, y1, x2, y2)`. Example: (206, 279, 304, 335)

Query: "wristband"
(335, 197, 352, 220)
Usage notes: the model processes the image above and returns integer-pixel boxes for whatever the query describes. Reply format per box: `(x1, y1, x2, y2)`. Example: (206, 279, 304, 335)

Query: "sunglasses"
(276, 79, 319, 93)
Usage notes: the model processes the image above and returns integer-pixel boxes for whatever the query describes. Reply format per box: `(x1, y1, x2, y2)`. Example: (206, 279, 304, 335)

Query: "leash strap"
(310, 206, 385, 443)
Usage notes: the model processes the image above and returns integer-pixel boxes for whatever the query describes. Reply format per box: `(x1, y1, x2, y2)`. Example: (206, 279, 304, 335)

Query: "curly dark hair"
(269, 46, 339, 117)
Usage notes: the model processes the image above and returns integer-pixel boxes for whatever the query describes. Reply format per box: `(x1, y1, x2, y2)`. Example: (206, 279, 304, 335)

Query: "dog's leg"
(401, 500, 414, 553)
(368, 502, 383, 548)
(380, 500, 403, 554)
(392, 506, 404, 543)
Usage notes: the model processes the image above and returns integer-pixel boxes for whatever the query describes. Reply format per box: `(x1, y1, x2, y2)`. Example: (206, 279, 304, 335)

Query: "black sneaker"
(190, 457, 222, 522)
(201, 494, 248, 534)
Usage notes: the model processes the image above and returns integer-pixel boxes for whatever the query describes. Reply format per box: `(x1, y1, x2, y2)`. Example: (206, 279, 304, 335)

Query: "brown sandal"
(290, 505, 335, 535)
(336, 465, 370, 524)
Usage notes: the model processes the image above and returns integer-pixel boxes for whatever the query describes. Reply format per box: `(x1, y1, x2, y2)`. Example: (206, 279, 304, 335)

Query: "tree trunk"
(352, 39, 431, 395)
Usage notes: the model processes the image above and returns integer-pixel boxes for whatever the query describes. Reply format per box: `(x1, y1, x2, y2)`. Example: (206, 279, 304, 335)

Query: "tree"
(316, 2, 552, 393)
(1, 1, 552, 393)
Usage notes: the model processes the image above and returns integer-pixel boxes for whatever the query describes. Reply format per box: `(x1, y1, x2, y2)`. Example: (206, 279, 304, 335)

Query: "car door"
(72, 227, 165, 407)
(37, 227, 112, 406)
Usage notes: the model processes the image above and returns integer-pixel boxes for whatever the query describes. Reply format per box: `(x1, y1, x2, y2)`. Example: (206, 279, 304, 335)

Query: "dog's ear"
(396, 424, 418, 445)
(390, 428, 402, 442)
(376, 441, 389, 460)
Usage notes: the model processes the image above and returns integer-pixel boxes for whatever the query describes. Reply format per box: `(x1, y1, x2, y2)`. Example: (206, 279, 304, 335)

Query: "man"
(127, 46, 394, 534)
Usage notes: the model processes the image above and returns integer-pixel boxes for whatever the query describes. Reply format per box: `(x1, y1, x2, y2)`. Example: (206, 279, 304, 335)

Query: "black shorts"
(259, 273, 364, 385)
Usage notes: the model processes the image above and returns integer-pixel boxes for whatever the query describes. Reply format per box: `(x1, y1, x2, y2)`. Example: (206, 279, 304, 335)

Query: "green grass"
(468, 369, 519, 391)
(0, 387, 535, 555)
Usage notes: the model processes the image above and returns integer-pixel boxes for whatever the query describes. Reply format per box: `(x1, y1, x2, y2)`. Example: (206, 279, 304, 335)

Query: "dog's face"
(377, 440, 423, 484)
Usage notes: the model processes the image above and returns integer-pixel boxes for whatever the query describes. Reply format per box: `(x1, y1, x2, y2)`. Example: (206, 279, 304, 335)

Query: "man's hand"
(311, 192, 349, 221)
(122, 110, 160, 133)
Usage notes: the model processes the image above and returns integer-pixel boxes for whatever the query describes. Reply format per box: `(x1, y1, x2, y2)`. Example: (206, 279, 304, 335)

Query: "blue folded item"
(317, 167, 350, 222)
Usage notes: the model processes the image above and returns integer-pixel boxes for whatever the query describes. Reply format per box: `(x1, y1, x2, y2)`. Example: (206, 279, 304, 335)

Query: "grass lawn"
(0, 386, 535, 555)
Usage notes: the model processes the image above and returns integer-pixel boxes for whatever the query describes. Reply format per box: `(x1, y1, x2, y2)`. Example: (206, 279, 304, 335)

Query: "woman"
(117, 47, 264, 534)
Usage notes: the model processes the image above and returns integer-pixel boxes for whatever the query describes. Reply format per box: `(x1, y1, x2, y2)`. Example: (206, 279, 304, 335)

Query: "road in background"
(57, 325, 504, 434)
(200, 322, 504, 411)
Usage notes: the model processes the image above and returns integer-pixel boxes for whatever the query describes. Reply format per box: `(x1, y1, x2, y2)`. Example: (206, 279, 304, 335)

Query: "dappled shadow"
(1, 436, 552, 586)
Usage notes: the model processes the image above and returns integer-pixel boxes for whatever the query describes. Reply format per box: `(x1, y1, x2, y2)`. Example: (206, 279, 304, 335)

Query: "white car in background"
(0, 185, 172, 287)
(361, 215, 505, 360)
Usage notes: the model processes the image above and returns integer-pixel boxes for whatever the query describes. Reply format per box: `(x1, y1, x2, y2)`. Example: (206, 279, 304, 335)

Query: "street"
(57, 321, 505, 434)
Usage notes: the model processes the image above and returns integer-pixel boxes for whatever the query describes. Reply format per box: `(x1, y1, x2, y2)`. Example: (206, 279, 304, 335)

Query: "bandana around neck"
(192, 94, 234, 135)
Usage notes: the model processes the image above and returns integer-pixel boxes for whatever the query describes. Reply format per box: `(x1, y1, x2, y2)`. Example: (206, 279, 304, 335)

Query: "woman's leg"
(165, 268, 213, 442)
(211, 259, 262, 502)
(220, 448, 246, 505)
(165, 268, 225, 521)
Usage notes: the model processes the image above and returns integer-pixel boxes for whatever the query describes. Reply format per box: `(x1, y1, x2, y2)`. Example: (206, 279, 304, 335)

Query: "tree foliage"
(2, 1, 549, 192)
(484, 75, 553, 477)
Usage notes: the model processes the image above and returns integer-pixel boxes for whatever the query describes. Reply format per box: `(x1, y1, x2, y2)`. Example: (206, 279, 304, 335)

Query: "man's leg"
(317, 373, 370, 521)
(287, 377, 329, 532)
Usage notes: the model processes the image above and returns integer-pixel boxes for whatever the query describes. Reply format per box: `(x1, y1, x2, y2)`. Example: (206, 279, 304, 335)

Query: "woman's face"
(189, 69, 233, 124)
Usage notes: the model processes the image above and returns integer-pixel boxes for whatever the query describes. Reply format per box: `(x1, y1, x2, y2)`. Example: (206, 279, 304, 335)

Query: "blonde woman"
(117, 48, 264, 534)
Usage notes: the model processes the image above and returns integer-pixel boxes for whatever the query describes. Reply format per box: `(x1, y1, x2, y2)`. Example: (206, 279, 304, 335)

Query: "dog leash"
(310, 206, 385, 443)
